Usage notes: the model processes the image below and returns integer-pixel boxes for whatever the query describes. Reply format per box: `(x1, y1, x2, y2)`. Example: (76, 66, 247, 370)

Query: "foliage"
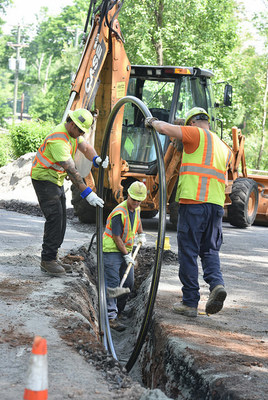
(0, 70, 13, 126)
(0, 0, 12, 29)
(244, 133, 268, 171)
(28, 46, 81, 121)
(0, 0, 267, 170)
(0, 102, 12, 127)
(10, 120, 54, 158)
(19, 1, 87, 122)
(120, 0, 238, 69)
(0, 132, 12, 167)
(216, 8, 268, 170)
(28, 84, 69, 122)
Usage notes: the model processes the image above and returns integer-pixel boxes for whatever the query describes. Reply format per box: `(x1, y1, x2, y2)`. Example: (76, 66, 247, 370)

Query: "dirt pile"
(0, 152, 73, 207)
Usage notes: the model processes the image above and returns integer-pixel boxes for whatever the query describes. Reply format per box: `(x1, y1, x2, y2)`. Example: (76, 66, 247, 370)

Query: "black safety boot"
(109, 318, 126, 332)
(58, 260, 73, 273)
(205, 285, 227, 315)
(173, 302, 198, 317)
(40, 260, 66, 277)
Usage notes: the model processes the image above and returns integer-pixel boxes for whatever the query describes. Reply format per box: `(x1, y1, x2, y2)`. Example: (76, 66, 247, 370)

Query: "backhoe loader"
(64, 0, 268, 228)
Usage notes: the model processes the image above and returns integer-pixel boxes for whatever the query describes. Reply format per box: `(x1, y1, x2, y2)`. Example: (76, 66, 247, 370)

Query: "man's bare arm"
(112, 234, 128, 255)
(78, 141, 97, 161)
(59, 158, 87, 192)
(137, 221, 143, 234)
(151, 120, 183, 140)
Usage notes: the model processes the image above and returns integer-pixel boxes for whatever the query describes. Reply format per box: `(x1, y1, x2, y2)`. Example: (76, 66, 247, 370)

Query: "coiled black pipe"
(96, 95, 166, 371)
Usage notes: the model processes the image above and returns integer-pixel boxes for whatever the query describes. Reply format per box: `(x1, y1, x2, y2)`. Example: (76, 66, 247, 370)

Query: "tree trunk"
(155, 40, 163, 65)
(150, 0, 164, 65)
(43, 55, 53, 93)
(37, 53, 44, 82)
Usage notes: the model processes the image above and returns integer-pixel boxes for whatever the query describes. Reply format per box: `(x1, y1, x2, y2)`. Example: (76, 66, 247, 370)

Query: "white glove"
(123, 253, 135, 265)
(95, 156, 109, 168)
(85, 191, 104, 208)
(137, 232, 146, 246)
(145, 116, 159, 128)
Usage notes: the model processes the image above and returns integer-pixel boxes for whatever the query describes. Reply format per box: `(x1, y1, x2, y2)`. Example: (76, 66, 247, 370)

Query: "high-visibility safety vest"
(31, 123, 79, 186)
(103, 200, 140, 253)
(176, 128, 232, 207)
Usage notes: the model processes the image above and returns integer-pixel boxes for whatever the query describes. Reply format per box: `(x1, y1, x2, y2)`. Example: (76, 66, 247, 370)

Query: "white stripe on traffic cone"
(23, 336, 48, 400)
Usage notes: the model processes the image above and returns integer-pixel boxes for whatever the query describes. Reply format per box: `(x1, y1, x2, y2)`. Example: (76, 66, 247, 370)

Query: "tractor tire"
(71, 184, 110, 224)
(169, 201, 179, 228)
(227, 178, 259, 228)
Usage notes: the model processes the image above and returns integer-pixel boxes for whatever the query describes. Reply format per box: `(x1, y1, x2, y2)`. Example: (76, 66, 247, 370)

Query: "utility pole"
(67, 26, 83, 48)
(7, 25, 28, 121)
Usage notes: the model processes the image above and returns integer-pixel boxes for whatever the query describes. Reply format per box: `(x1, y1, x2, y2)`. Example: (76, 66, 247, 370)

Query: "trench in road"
(68, 218, 268, 400)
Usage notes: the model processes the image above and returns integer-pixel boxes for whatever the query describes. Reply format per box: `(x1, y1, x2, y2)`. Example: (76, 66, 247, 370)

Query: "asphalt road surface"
(0, 207, 267, 399)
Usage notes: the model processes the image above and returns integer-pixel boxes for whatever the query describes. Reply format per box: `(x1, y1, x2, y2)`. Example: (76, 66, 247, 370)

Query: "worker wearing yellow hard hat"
(103, 181, 147, 331)
(184, 107, 210, 126)
(31, 108, 109, 277)
(145, 107, 232, 318)
(68, 108, 93, 134)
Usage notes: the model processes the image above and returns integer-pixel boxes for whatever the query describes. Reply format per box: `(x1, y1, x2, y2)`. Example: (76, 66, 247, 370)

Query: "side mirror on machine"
(224, 84, 232, 106)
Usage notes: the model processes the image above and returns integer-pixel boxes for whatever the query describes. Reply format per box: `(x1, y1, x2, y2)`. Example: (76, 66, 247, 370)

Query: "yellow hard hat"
(128, 181, 147, 201)
(68, 108, 93, 133)
(185, 107, 210, 126)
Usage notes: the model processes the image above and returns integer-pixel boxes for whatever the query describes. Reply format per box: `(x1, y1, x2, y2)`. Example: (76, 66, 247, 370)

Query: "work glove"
(123, 253, 135, 265)
(85, 191, 104, 208)
(172, 137, 183, 152)
(145, 116, 159, 128)
(137, 233, 146, 246)
(94, 155, 109, 168)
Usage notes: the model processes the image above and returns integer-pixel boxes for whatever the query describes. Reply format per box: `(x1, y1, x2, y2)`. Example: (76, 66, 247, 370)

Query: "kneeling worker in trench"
(145, 108, 232, 317)
(103, 181, 147, 332)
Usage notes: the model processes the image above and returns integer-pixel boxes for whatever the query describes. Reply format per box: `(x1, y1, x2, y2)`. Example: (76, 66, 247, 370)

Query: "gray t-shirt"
(111, 210, 135, 236)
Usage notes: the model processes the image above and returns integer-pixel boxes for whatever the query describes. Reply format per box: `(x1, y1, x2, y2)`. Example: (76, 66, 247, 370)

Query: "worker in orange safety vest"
(145, 107, 232, 318)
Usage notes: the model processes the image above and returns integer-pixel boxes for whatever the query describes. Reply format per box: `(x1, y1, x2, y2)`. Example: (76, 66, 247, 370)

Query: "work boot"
(109, 318, 126, 332)
(205, 285, 227, 315)
(173, 302, 197, 317)
(58, 261, 73, 273)
(40, 260, 66, 277)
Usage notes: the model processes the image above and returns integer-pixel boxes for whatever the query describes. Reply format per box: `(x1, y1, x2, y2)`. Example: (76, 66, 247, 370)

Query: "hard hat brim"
(128, 193, 147, 201)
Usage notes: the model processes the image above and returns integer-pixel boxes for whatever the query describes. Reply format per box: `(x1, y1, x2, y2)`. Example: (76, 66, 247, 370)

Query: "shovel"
(106, 242, 141, 298)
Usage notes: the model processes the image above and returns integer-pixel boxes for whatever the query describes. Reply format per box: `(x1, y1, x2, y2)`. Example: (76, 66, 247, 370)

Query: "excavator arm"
(63, 0, 131, 201)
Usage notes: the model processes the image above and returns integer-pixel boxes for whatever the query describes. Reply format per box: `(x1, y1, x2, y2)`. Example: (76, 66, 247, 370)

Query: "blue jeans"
(177, 203, 225, 308)
(32, 179, 66, 261)
(103, 252, 134, 319)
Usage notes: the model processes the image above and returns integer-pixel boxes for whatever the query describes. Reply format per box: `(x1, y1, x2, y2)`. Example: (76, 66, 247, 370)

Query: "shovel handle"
(120, 242, 142, 288)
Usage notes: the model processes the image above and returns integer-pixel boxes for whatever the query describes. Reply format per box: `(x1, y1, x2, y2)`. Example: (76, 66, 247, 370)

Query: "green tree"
(0, 0, 12, 27)
(21, 0, 88, 121)
(0, 1, 14, 125)
(220, 8, 268, 170)
(120, 0, 238, 69)
(0, 0, 266, 171)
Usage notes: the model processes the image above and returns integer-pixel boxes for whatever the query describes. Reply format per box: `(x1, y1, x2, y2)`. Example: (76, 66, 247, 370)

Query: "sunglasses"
(76, 125, 84, 134)
(193, 114, 209, 121)
(130, 197, 141, 202)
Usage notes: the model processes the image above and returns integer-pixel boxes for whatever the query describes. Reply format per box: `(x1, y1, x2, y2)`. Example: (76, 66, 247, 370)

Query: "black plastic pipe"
(96, 95, 167, 371)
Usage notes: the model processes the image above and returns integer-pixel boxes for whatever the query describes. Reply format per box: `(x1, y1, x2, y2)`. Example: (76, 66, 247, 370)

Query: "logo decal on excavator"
(84, 39, 106, 108)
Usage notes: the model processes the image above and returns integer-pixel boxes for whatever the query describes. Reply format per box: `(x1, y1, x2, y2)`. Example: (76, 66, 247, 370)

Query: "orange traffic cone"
(23, 336, 48, 400)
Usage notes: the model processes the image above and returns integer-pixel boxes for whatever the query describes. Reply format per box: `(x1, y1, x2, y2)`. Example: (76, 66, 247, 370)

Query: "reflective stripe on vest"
(32, 132, 78, 172)
(178, 128, 232, 204)
(103, 201, 140, 252)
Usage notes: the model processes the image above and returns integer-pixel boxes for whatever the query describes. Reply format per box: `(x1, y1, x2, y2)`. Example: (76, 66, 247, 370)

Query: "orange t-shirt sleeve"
(181, 126, 200, 153)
